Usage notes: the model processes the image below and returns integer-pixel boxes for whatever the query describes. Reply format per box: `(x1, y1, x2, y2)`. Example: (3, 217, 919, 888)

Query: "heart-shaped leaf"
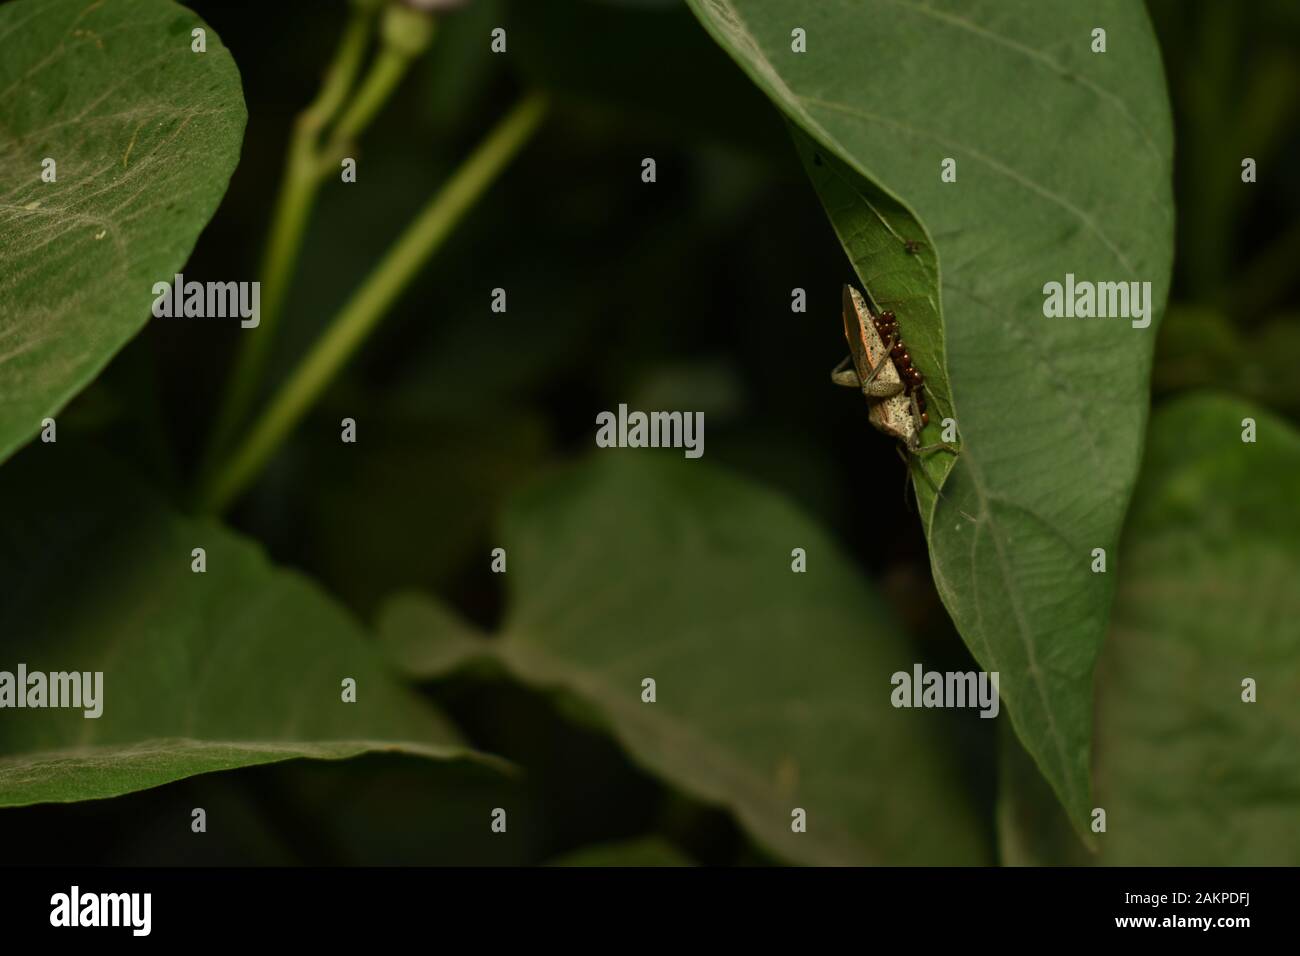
(0, 0, 246, 464)
(0, 445, 493, 808)
(999, 394, 1300, 864)
(382, 454, 989, 865)
(684, 0, 1174, 835)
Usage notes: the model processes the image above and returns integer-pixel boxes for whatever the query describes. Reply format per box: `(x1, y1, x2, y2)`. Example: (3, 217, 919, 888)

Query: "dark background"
(4, 0, 1296, 864)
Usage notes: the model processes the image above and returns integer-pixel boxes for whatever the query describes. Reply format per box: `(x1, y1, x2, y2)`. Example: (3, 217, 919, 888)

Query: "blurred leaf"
(0, 749, 536, 864)
(1154, 306, 1300, 418)
(684, 0, 1175, 837)
(381, 454, 988, 865)
(547, 836, 694, 867)
(0, 0, 246, 464)
(628, 358, 746, 422)
(286, 404, 550, 616)
(259, 754, 540, 865)
(999, 393, 1300, 864)
(381, 590, 488, 679)
(0, 446, 496, 808)
(1246, 317, 1300, 416)
(1152, 304, 1245, 395)
(0, 766, 302, 864)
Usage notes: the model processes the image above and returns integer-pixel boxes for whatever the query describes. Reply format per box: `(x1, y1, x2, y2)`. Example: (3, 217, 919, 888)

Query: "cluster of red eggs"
(871, 310, 929, 426)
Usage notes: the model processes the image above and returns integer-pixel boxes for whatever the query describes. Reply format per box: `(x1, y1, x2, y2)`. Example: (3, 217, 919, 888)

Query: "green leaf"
(791, 134, 955, 508)
(287, 405, 551, 617)
(382, 454, 988, 866)
(0, 0, 246, 465)
(999, 394, 1300, 864)
(683, 0, 1174, 835)
(251, 755, 539, 865)
(996, 727, 1090, 866)
(0, 446, 494, 808)
(547, 836, 694, 867)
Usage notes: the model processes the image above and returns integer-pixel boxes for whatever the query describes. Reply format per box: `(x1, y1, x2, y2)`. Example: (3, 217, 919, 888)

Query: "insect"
(831, 284, 957, 467)
(903, 239, 923, 255)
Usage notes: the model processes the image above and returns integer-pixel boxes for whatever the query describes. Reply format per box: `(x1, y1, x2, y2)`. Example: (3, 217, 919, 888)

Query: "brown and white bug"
(830, 284, 957, 463)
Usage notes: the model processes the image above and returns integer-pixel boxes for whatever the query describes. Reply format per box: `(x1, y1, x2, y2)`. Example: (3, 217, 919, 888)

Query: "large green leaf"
(999, 394, 1300, 864)
(684, 0, 1174, 834)
(0, 446, 492, 808)
(0, 0, 246, 464)
(381, 454, 988, 865)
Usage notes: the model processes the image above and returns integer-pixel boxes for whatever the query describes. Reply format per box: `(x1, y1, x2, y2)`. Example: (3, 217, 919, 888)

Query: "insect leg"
(854, 334, 904, 398)
(830, 354, 860, 388)
(913, 442, 961, 456)
(859, 333, 896, 390)
(904, 444, 944, 498)
(907, 391, 958, 456)
(895, 442, 915, 512)
(901, 440, 977, 523)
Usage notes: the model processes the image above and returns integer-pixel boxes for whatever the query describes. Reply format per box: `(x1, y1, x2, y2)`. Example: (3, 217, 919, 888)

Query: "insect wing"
(841, 285, 898, 393)
(868, 392, 917, 445)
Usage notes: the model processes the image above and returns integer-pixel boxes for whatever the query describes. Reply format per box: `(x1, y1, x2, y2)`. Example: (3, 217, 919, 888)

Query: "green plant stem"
(200, 4, 432, 477)
(199, 6, 375, 472)
(320, 48, 411, 167)
(197, 93, 549, 515)
(305, 5, 376, 134)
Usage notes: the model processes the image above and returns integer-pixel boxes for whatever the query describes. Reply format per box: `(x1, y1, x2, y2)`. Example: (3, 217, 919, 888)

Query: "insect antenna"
(896, 444, 915, 513)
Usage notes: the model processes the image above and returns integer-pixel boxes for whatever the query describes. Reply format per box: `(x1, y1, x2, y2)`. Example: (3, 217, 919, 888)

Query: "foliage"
(0, 0, 1294, 865)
